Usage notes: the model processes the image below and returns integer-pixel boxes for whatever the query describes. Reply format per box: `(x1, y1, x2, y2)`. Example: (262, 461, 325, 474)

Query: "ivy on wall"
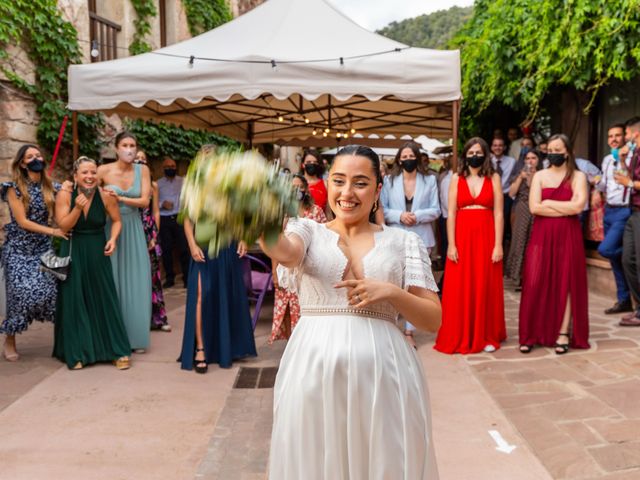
(129, 0, 157, 55)
(183, 0, 233, 36)
(125, 119, 239, 162)
(451, 0, 640, 136)
(0, 0, 103, 159)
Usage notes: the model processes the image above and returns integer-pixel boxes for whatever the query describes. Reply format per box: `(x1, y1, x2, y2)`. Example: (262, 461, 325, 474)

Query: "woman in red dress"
(519, 134, 589, 354)
(435, 137, 506, 354)
(301, 149, 328, 212)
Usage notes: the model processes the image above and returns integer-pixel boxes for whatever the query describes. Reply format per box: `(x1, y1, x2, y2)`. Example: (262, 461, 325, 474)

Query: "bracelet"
(629, 179, 635, 189)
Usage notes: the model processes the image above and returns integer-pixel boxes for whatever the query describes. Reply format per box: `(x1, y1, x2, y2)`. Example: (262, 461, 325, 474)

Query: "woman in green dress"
(99, 131, 152, 352)
(53, 156, 131, 370)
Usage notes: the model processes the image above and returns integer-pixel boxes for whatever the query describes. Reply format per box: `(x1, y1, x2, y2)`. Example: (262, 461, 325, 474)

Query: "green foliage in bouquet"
(180, 147, 299, 257)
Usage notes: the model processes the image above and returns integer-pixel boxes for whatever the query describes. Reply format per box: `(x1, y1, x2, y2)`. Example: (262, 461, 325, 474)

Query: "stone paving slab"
(463, 286, 640, 479)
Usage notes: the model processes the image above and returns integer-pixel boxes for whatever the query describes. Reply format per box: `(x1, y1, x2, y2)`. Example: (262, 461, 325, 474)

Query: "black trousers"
(159, 215, 190, 284)
(622, 211, 640, 307)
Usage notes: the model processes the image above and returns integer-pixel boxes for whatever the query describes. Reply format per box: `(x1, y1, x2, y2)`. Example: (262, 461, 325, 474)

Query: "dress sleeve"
(403, 231, 438, 292)
(53, 182, 62, 193)
(0, 182, 18, 202)
(284, 217, 314, 259)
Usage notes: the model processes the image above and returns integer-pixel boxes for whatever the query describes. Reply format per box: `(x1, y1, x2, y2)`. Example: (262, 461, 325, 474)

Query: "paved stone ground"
(2, 278, 640, 479)
(463, 282, 640, 480)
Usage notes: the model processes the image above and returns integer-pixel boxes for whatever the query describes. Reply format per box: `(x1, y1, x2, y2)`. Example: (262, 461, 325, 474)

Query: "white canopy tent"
(67, 0, 461, 158)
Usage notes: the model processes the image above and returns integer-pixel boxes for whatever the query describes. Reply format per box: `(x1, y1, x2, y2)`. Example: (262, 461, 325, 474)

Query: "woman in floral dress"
(269, 174, 326, 342)
(135, 150, 170, 332)
(1, 144, 66, 361)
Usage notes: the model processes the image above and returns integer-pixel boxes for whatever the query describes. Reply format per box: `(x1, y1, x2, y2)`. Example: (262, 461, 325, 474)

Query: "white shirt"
(491, 155, 516, 193)
(597, 153, 631, 206)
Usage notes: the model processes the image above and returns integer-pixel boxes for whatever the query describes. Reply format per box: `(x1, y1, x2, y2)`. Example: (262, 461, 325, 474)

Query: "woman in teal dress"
(98, 132, 152, 352)
(54, 157, 131, 369)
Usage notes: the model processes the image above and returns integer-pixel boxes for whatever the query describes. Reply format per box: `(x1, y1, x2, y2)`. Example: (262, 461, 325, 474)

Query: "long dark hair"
(390, 141, 428, 179)
(547, 133, 577, 181)
(292, 173, 314, 209)
(11, 144, 56, 219)
(333, 145, 382, 222)
(301, 148, 324, 178)
(458, 137, 494, 178)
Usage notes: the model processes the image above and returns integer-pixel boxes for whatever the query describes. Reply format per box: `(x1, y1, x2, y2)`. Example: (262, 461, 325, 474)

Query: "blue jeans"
(598, 206, 631, 302)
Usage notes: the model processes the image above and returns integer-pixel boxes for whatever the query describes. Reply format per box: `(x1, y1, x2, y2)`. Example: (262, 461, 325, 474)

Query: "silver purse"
(39, 240, 72, 281)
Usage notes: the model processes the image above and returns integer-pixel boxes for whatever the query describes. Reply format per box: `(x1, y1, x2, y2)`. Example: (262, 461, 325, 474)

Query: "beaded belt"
(301, 306, 396, 322)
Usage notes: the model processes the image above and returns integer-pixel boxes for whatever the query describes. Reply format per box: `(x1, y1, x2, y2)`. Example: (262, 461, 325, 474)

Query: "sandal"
(194, 348, 208, 374)
(519, 345, 533, 354)
(72, 362, 84, 370)
(113, 356, 131, 370)
(554, 333, 570, 355)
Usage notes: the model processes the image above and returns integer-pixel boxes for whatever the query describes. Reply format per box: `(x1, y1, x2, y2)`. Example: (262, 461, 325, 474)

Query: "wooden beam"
(72, 111, 79, 161)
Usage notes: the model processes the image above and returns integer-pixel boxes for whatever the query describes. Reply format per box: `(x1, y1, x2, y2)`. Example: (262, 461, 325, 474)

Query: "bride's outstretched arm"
(258, 233, 305, 268)
(335, 279, 442, 332)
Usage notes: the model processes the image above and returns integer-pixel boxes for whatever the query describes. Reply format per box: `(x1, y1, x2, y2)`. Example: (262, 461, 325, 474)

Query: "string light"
(312, 129, 317, 135)
(90, 40, 99, 58)
(304, 117, 310, 124)
(322, 132, 328, 137)
(278, 115, 284, 122)
(336, 132, 342, 138)
(350, 128, 356, 134)
(324, 128, 330, 133)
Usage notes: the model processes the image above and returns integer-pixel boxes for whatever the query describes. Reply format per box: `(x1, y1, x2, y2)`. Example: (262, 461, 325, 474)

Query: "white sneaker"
(483, 344, 496, 353)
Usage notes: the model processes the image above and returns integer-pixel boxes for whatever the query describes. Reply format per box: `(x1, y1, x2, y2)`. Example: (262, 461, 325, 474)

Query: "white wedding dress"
(268, 218, 439, 480)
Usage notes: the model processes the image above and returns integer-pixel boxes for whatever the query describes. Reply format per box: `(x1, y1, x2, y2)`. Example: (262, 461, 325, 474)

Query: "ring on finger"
(354, 294, 361, 303)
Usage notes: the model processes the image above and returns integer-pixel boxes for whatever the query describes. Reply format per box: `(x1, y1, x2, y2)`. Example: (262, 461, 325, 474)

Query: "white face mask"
(118, 147, 136, 163)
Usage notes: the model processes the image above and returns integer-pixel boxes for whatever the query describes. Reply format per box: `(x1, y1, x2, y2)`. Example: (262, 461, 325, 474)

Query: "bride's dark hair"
(333, 145, 382, 222)
(334, 145, 382, 187)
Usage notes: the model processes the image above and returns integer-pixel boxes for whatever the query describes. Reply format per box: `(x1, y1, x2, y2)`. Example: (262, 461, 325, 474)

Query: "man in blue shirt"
(596, 123, 632, 314)
(158, 157, 189, 288)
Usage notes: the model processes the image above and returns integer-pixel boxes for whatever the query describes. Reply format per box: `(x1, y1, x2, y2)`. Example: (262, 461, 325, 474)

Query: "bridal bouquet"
(180, 147, 299, 256)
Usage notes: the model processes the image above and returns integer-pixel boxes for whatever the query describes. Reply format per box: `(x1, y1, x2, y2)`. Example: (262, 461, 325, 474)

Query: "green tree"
(378, 6, 473, 50)
(452, 0, 640, 134)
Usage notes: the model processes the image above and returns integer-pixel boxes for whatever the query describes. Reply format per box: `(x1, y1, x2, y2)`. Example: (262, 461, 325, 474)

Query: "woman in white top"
(261, 145, 441, 480)
(380, 141, 441, 347)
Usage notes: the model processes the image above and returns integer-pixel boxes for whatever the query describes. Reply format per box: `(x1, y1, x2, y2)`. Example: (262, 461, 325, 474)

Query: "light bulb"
(344, 133, 349, 139)
(312, 129, 317, 135)
(304, 117, 309, 124)
(322, 132, 328, 137)
(336, 132, 342, 138)
(278, 116, 284, 122)
(324, 128, 330, 134)
(350, 128, 356, 134)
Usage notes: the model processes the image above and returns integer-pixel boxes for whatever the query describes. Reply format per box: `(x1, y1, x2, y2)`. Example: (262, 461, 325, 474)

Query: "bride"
(260, 145, 441, 479)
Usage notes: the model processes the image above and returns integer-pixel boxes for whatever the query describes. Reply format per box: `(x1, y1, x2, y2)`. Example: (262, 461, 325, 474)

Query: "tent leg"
(247, 120, 254, 149)
(452, 100, 460, 171)
(72, 111, 79, 161)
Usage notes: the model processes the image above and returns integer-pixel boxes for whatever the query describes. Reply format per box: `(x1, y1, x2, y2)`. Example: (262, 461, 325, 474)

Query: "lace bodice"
(284, 218, 438, 322)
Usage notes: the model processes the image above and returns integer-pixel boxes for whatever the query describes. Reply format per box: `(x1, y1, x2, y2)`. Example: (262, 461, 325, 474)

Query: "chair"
(241, 254, 273, 330)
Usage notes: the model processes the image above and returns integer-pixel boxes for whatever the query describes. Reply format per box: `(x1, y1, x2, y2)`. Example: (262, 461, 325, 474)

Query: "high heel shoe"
(194, 348, 208, 374)
(554, 332, 570, 355)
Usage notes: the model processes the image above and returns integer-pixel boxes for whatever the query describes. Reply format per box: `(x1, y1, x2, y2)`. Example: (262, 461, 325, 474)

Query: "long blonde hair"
(11, 144, 56, 219)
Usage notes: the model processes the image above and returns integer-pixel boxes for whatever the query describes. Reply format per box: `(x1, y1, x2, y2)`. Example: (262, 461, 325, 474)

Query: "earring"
(372, 200, 379, 213)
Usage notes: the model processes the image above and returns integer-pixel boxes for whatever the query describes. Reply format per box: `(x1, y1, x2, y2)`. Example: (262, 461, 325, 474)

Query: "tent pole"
(452, 100, 459, 171)
(72, 111, 79, 161)
(248, 120, 254, 149)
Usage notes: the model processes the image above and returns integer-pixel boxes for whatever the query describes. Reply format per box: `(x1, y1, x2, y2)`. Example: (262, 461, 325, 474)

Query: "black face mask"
(401, 159, 418, 173)
(164, 168, 177, 178)
(304, 163, 320, 177)
(467, 155, 485, 168)
(547, 153, 567, 167)
(26, 158, 45, 172)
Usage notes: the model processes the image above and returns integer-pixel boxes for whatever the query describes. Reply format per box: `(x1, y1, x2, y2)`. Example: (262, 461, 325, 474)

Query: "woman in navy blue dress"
(1, 144, 67, 361)
(178, 217, 257, 372)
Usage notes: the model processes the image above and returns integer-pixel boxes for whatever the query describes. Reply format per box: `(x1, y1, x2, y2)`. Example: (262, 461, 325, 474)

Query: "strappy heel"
(519, 345, 533, 354)
(194, 348, 208, 374)
(554, 333, 570, 355)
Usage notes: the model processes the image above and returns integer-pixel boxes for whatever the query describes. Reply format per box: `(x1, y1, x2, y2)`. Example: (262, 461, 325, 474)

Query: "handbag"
(39, 239, 72, 281)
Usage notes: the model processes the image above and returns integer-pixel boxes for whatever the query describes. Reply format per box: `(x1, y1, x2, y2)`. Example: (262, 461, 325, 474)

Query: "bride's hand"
(334, 278, 390, 308)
